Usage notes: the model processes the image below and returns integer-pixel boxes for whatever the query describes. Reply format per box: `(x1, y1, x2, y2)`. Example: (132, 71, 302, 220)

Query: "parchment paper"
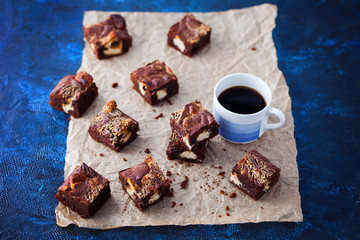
(55, 4, 303, 228)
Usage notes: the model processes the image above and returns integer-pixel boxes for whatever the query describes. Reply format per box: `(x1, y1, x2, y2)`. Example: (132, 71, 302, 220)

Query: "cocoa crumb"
(99, 153, 104, 157)
(166, 99, 173, 105)
(229, 192, 236, 198)
(211, 212, 214, 215)
(154, 113, 163, 119)
(170, 188, 174, 192)
(175, 163, 177, 166)
(226, 213, 230, 216)
(176, 173, 179, 176)
(168, 191, 174, 197)
(166, 171, 172, 176)
(66, 117, 71, 121)
(179, 161, 182, 164)
(144, 148, 151, 154)
(261, 206, 264, 209)
(122, 157, 127, 162)
(186, 162, 190, 167)
(175, 210, 177, 212)
(225, 206, 230, 211)
(200, 186, 203, 189)
(112, 82, 118, 88)
(222, 148, 227, 151)
(218, 215, 222, 218)
(180, 176, 189, 189)
(171, 202, 176, 208)
(220, 190, 225, 195)
(152, 109, 156, 112)
(179, 203, 183, 206)
(251, 47, 257, 51)
(218, 171, 225, 176)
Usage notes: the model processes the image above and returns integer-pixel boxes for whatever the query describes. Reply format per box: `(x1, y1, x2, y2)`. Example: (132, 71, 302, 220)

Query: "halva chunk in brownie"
(55, 163, 111, 218)
(167, 14, 211, 57)
(88, 100, 139, 151)
(130, 60, 179, 106)
(118, 155, 170, 210)
(49, 72, 98, 118)
(83, 14, 132, 59)
(230, 150, 281, 200)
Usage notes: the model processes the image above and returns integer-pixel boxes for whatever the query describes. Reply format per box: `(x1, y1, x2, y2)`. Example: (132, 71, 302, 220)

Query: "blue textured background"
(0, 0, 359, 239)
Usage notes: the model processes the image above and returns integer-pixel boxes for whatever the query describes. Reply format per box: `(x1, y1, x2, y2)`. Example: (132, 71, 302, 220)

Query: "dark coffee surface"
(218, 86, 266, 114)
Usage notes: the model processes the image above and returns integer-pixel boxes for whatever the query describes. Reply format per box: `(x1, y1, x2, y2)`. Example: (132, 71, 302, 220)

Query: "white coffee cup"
(212, 73, 285, 144)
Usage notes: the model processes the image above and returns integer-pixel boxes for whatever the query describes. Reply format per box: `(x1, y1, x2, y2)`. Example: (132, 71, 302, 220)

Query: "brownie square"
(118, 155, 170, 210)
(167, 14, 211, 57)
(88, 100, 139, 152)
(230, 150, 281, 200)
(130, 60, 179, 106)
(166, 131, 208, 163)
(170, 100, 219, 148)
(49, 72, 98, 118)
(83, 14, 132, 59)
(55, 163, 111, 218)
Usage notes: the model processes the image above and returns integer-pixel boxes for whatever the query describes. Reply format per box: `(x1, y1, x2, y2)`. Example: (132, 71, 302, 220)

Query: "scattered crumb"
(186, 162, 190, 167)
(222, 148, 227, 151)
(175, 210, 177, 212)
(139, 151, 142, 153)
(179, 203, 183, 206)
(251, 47, 257, 51)
(179, 161, 182, 164)
(112, 82, 118, 88)
(174, 162, 177, 166)
(122, 157, 127, 162)
(168, 191, 174, 197)
(218, 215, 222, 218)
(220, 190, 225, 195)
(226, 213, 230, 216)
(218, 171, 225, 176)
(180, 176, 189, 189)
(154, 113, 163, 119)
(171, 201, 176, 208)
(66, 116, 71, 121)
(170, 188, 174, 192)
(261, 206, 264, 209)
(211, 212, 214, 215)
(166, 171, 172, 177)
(229, 192, 236, 198)
(152, 109, 156, 112)
(144, 148, 151, 154)
(99, 153, 104, 157)
(176, 173, 179, 176)
(200, 186, 203, 189)
(166, 99, 173, 105)
(225, 206, 230, 211)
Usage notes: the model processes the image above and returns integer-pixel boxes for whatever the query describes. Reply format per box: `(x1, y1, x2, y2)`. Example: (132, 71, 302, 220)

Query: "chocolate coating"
(230, 150, 281, 200)
(55, 163, 111, 218)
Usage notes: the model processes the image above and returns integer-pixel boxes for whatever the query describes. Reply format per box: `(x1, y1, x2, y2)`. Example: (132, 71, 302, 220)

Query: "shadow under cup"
(212, 73, 285, 144)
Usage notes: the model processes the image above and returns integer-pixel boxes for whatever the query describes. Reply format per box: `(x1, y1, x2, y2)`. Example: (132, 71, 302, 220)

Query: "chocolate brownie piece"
(130, 60, 179, 106)
(166, 131, 208, 163)
(83, 14, 132, 59)
(230, 150, 281, 200)
(118, 155, 170, 210)
(170, 100, 219, 148)
(55, 163, 111, 218)
(88, 100, 139, 152)
(167, 14, 211, 57)
(49, 72, 98, 118)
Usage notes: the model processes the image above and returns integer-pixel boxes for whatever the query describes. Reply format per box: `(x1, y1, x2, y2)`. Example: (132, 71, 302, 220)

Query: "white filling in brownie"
(173, 37, 185, 52)
(179, 150, 197, 159)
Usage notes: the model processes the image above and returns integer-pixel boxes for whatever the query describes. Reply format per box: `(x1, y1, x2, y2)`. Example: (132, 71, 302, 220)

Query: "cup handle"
(265, 107, 285, 130)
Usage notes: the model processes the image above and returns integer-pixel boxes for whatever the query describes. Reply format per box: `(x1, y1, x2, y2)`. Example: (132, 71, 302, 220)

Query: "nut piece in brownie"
(170, 100, 219, 148)
(130, 60, 179, 106)
(88, 100, 139, 152)
(230, 150, 281, 200)
(118, 155, 170, 210)
(167, 14, 211, 57)
(166, 131, 208, 163)
(55, 163, 111, 218)
(49, 72, 98, 118)
(83, 14, 132, 59)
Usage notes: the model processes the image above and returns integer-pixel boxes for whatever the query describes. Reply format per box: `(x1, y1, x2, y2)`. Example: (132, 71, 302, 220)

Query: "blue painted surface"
(0, 0, 359, 239)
